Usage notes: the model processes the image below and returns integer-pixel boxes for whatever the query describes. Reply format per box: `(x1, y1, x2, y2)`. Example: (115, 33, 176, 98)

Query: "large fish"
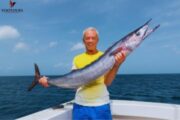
(28, 19, 160, 91)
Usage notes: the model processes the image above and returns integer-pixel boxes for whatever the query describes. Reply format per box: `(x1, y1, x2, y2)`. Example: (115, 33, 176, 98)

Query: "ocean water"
(0, 74, 180, 120)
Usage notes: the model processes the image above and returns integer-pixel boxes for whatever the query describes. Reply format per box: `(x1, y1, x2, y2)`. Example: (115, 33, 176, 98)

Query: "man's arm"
(39, 59, 77, 87)
(104, 52, 125, 86)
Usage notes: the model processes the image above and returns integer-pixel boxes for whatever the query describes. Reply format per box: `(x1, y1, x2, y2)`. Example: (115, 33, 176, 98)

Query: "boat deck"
(113, 115, 164, 120)
(17, 100, 180, 120)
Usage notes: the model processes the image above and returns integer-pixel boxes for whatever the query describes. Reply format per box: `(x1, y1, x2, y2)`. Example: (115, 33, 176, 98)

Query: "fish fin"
(109, 47, 123, 56)
(27, 63, 41, 91)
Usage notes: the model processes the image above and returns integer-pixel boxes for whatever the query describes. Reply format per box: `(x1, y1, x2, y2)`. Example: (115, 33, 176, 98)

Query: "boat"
(17, 100, 180, 120)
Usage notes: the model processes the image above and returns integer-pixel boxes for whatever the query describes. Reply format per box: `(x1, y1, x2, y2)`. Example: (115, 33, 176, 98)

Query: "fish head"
(123, 19, 160, 51)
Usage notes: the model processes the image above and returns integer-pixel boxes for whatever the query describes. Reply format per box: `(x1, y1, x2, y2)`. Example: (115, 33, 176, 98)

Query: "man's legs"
(93, 103, 112, 120)
(72, 103, 90, 120)
(72, 103, 112, 120)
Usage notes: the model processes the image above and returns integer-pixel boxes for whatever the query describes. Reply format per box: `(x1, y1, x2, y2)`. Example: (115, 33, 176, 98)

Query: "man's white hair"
(82, 27, 99, 40)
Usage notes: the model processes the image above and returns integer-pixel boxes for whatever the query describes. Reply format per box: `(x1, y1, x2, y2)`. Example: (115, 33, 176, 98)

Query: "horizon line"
(0, 73, 180, 77)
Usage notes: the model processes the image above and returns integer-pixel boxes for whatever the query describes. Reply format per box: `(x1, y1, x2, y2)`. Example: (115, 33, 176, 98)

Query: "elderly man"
(39, 27, 125, 120)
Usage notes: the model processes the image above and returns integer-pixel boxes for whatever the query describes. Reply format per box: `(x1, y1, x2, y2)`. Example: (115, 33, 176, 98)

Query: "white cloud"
(49, 41, 58, 48)
(71, 42, 85, 51)
(24, 41, 58, 54)
(13, 42, 29, 52)
(0, 25, 20, 40)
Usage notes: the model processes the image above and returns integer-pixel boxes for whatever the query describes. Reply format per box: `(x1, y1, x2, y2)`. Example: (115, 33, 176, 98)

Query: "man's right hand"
(39, 76, 49, 87)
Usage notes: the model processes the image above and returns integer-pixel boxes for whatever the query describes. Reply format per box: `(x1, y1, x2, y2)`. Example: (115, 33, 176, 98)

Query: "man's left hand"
(114, 52, 126, 67)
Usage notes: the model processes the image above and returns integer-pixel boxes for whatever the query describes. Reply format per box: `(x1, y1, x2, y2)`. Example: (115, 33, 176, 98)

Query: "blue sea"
(0, 74, 180, 120)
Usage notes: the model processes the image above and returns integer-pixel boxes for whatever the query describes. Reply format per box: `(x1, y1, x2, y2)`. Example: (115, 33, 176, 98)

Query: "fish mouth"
(141, 19, 160, 40)
(143, 24, 160, 40)
(142, 25, 149, 38)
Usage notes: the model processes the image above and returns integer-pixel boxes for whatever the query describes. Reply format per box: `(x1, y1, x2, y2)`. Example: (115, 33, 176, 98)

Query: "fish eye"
(136, 32, 140, 36)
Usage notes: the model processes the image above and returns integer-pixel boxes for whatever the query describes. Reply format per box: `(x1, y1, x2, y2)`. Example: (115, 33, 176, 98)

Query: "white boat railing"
(17, 100, 180, 120)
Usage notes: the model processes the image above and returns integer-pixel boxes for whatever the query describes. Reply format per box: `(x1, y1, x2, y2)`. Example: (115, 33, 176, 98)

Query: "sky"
(0, 0, 180, 76)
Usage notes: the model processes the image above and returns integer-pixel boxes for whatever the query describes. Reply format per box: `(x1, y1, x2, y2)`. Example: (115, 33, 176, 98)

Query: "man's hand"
(114, 52, 126, 67)
(39, 76, 49, 87)
(104, 52, 126, 86)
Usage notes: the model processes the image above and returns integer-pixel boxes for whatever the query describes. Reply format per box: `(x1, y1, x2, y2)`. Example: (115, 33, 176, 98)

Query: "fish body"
(28, 19, 160, 91)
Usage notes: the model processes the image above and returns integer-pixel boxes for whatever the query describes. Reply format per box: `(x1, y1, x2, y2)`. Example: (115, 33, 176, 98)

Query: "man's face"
(83, 30, 98, 51)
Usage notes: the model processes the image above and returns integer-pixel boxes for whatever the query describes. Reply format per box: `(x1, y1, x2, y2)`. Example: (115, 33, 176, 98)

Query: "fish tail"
(27, 63, 41, 91)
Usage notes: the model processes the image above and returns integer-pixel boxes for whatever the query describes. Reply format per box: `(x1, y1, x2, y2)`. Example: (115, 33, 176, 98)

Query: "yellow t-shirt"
(73, 51, 110, 106)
